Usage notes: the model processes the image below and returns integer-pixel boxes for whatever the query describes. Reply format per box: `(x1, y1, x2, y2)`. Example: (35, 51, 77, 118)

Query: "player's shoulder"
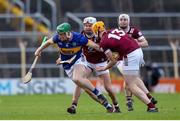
(108, 28, 117, 32)
(105, 28, 117, 34)
(72, 31, 83, 36)
(53, 32, 59, 38)
(52, 32, 61, 42)
(72, 31, 84, 39)
(127, 26, 141, 35)
(71, 31, 88, 44)
(129, 26, 141, 31)
(81, 30, 85, 34)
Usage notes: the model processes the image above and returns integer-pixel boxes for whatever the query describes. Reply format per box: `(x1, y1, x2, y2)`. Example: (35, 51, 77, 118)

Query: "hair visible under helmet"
(118, 14, 130, 29)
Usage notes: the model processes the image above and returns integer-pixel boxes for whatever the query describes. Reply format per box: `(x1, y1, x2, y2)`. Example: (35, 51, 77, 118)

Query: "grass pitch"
(0, 93, 180, 120)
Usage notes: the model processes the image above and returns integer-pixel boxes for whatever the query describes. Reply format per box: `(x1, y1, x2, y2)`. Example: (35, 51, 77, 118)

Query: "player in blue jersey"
(34, 22, 114, 113)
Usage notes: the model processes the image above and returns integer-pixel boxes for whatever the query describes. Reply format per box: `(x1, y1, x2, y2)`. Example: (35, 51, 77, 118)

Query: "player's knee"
(72, 76, 82, 83)
(72, 77, 79, 83)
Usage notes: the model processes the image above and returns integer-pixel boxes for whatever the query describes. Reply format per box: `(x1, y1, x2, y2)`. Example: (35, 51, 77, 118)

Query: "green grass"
(0, 93, 180, 120)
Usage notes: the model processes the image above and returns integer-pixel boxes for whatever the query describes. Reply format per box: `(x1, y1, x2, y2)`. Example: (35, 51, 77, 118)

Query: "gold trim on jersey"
(87, 40, 91, 44)
(59, 47, 82, 55)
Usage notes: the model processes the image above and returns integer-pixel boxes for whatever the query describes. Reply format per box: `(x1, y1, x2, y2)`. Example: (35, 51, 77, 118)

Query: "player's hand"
(95, 66, 106, 71)
(34, 47, 42, 56)
(112, 52, 119, 61)
(56, 58, 62, 65)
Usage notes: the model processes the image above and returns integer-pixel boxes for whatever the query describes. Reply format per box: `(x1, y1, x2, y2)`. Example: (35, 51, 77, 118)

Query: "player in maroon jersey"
(118, 14, 148, 47)
(92, 21, 158, 112)
(117, 14, 157, 111)
(66, 17, 120, 114)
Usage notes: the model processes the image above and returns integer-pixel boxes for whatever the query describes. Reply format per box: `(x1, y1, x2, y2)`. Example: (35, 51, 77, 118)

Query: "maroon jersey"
(100, 28, 140, 60)
(126, 26, 143, 39)
(82, 31, 107, 63)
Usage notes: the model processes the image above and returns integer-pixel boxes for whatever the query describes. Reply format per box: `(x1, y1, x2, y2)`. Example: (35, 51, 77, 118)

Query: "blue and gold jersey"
(53, 32, 88, 69)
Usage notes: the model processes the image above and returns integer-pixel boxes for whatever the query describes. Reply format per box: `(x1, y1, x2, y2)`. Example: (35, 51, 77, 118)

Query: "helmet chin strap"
(86, 34, 94, 39)
(85, 31, 94, 38)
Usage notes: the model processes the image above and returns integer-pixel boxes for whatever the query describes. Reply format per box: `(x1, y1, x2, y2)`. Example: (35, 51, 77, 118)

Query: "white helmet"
(118, 13, 130, 26)
(83, 17, 97, 24)
(83, 17, 97, 38)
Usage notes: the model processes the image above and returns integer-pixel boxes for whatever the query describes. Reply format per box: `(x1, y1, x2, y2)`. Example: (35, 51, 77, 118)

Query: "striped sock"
(92, 88, 101, 96)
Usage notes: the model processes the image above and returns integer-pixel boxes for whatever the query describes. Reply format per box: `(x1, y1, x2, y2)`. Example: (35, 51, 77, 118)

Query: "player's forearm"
(138, 42, 148, 48)
(138, 38, 149, 48)
(104, 60, 117, 70)
(38, 41, 51, 51)
(87, 40, 100, 51)
(92, 44, 100, 51)
(38, 38, 54, 51)
(35, 39, 53, 56)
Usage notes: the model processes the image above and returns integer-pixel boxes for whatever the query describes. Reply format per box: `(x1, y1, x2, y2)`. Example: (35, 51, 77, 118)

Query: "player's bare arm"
(35, 38, 54, 56)
(56, 58, 61, 65)
(102, 50, 118, 70)
(137, 37, 149, 48)
(86, 39, 100, 51)
(105, 49, 119, 62)
(96, 49, 118, 71)
(96, 60, 116, 71)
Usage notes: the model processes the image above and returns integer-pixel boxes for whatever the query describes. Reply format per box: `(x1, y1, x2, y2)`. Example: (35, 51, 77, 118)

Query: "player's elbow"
(144, 41, 149, 47)
(140, 40, 149, 48)
(142, 43, 148, 48)
(144, 39, 149, 46)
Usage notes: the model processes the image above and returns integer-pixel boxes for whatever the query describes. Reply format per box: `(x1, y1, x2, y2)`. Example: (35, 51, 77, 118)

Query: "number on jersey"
(108, 29, 125, 40)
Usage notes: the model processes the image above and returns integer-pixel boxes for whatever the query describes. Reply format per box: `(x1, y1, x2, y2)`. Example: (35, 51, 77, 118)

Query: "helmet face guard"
(65, 32, 71, 38)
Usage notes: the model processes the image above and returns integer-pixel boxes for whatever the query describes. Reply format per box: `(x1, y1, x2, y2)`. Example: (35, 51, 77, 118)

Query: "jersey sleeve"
(78, 34, 88, 46)
(52, 33, 59, 43)
(132, 27, 143, 39)
(100, 38, 109, 53)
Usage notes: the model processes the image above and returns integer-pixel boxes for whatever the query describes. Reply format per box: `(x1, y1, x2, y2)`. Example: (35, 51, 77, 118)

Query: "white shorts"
(116, 48, 145, 75)
(87, 61, 109, 76)
(65, 56, 87, 78)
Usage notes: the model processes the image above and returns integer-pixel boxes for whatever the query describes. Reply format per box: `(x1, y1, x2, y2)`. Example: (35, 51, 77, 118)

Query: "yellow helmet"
(92, 21, 105, 35)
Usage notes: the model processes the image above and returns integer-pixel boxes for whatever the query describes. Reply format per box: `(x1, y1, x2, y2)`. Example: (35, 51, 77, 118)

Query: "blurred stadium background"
(0, 0, 180, 119)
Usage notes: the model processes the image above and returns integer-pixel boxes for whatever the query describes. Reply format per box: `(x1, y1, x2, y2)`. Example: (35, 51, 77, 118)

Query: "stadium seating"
(0, 0, 179, 78)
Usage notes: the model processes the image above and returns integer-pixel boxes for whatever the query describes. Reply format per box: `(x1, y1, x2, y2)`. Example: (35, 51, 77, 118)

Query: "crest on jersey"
(65, 43, 70, 47)
(58, 42, 63, 46)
